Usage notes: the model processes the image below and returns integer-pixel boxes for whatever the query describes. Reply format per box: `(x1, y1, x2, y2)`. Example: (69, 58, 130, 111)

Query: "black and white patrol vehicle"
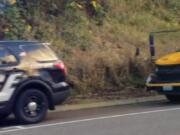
(0, 41, 69, 124)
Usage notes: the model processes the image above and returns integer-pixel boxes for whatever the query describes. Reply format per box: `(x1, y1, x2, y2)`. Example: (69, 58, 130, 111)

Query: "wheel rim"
(23, 95, 46, 118)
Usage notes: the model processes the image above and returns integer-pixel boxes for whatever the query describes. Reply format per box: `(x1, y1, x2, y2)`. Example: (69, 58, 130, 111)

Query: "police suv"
(0, 41, 69, 124)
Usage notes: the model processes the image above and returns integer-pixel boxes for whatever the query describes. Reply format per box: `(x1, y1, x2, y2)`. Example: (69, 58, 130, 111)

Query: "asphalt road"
(1, 100, 180, 135)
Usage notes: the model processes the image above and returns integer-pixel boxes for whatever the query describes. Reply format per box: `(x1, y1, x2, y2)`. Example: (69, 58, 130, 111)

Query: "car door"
(0, 46, 23, 102)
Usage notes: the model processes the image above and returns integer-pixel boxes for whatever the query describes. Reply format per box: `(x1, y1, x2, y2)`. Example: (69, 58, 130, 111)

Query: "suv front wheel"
(14, 89, 48, 124)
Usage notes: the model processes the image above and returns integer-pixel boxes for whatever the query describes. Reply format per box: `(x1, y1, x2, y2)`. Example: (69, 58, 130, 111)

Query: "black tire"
(14, 89, 48, 124)
(166, 95, 180, 102)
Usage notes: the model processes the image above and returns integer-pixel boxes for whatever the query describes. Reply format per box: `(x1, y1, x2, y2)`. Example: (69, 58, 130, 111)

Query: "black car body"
(0, 41, 69, 123)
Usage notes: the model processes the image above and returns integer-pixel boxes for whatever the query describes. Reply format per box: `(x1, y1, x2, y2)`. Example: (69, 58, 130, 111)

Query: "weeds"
(0, 0, 180, 97)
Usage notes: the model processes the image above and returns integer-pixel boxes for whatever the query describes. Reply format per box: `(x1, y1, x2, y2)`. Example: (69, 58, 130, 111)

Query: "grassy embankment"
(0, 0, 180, 102)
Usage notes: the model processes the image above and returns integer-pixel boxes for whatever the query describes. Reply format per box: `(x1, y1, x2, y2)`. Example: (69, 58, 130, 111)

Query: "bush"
(0, 0, 179, 98)
(0, 6, 30, 40)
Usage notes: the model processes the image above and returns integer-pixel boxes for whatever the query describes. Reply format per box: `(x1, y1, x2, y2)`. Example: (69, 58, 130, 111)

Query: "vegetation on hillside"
(0, 0, 180, 98)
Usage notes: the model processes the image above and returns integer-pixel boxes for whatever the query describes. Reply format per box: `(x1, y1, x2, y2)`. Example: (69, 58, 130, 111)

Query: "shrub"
(0, 0, 180, 98)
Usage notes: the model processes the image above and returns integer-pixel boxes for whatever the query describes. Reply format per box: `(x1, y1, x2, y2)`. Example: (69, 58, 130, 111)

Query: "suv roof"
(0, 41, 40, 46)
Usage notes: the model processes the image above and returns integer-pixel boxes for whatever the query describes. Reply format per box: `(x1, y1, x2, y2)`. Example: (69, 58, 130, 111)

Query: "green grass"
(0, 0, 180, 96)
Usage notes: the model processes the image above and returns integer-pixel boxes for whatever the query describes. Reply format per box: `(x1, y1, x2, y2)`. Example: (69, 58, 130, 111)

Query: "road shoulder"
(51, 95, 166, 113)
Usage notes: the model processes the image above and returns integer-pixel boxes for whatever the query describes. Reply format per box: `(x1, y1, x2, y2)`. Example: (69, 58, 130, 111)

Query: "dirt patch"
(64, 88, 157, 105)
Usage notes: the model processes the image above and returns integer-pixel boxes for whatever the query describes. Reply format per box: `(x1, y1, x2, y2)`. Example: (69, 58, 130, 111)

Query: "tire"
(14, 89, 48, 124)
(165, 95, 180, 102)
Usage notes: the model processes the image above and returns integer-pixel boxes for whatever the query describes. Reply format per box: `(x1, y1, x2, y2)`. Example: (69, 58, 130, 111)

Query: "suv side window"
(22, 45, 46, 53)
(21, 45, 58, 62)
(0, 47, 17, 66)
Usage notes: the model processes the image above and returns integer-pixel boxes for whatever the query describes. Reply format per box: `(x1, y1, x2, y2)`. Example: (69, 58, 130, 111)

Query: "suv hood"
(156, 52, 180, 65)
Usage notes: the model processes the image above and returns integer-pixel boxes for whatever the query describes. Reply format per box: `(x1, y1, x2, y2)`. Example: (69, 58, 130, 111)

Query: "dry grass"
(1, 0, 180, 99)
(57, 0, 180, 97)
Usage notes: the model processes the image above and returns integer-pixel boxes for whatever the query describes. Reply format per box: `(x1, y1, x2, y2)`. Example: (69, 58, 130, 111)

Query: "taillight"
(54, 62, 67, 75)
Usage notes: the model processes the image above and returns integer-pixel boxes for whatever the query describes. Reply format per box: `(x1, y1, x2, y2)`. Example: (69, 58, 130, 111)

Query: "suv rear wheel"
(14, 89, 48, 124)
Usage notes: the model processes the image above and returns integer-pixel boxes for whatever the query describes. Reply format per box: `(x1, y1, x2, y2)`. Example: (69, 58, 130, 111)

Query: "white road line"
(2, 126, 25, 130)
(1, 107, 180, 134)
(16, 126, 25, 129)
